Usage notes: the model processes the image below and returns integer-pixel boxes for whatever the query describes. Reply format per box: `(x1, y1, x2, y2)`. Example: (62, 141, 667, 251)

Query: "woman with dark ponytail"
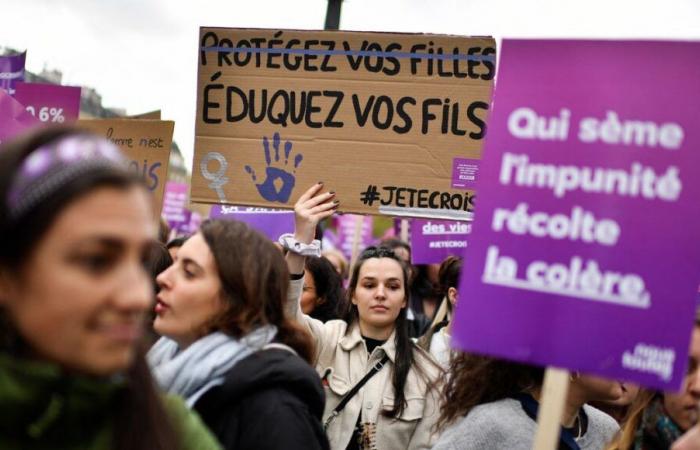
(0, 128, 219, 450)
(149, 218, 329, 450)
(284, 184, 443, 450)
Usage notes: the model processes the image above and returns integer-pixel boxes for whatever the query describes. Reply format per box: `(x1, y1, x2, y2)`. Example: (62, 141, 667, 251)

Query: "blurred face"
(352, 257, 406, 338)
(0, 186, 155, 376)
(154, 233, 223, 348)
(577, 374, 624, 402)
(664, 326, 700, 431)
(606, 382, 640, 407)
(301, 270, 321, 315)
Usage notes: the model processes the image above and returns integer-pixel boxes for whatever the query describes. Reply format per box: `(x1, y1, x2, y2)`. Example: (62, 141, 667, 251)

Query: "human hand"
(293, 182, 337, 244)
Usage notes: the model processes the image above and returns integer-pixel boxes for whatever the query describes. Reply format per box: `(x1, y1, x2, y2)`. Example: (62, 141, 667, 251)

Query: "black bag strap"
(323, 354, 390, 431)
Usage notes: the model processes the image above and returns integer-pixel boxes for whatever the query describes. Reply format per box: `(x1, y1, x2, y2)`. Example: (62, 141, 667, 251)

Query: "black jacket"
(194, 347, 330, 450)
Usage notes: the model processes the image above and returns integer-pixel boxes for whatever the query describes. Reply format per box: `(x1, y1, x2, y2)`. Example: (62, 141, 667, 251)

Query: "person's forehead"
(359, 257, 404, 278)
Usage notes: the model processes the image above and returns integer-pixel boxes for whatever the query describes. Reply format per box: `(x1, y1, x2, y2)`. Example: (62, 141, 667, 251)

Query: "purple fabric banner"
(411, 219, 471, 264)
(0, 89, 39, 146)
(453, 40, 700, 391)
(209, 205, 294, 241)
(0, 51, 26, 96)
(14, 82, 81, 123)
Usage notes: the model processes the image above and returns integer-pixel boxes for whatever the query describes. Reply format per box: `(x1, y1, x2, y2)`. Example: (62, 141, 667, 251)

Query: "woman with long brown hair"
(148, 218, 329, 449)
(0, 128, 219, 449)
(434, 352, 621, 449)
(283, 183, 443, 450)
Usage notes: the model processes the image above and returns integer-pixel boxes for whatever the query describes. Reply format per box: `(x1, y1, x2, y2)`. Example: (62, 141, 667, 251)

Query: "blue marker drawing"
(245, 132, 302, 203)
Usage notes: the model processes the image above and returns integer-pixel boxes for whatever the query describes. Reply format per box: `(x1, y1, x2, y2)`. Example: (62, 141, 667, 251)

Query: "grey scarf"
(147, 326, 276, 406)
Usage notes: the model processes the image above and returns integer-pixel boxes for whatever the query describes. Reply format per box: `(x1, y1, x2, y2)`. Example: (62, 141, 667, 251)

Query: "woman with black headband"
(0, 127, 220, 450)
(283, 183, 444, 450)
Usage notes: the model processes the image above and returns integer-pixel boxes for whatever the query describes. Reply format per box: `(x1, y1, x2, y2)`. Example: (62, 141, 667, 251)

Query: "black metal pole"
(324, 0, 342, 30)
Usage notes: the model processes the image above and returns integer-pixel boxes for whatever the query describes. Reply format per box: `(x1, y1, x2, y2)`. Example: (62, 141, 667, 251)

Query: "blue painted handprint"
(245, 132, 303, 203)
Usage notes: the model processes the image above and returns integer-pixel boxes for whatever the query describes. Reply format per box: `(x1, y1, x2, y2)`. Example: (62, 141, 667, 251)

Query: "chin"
(81, 351, 135, 377)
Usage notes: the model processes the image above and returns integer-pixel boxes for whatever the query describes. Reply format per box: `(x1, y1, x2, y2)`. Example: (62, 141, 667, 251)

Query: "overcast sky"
(1, 0, 698, 171)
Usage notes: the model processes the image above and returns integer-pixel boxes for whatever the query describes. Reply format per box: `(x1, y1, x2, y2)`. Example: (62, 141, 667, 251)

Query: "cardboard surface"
(453, 39, 700, 391)
(78, 119, 174, 215)
(193, 28, 495, 219)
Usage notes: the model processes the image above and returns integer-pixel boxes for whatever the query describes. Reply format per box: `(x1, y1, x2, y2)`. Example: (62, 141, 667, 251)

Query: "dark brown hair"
(0, 126, 178, 450)
(199, 219, 315, 363)
(418, 256, 462, 351)
(438, 352, 545, 430)
(343, 246, 418, 418)
(304, 256, 345, 322)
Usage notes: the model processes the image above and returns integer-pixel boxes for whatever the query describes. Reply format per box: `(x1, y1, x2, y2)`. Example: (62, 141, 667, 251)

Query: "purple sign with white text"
(162, 182, 189, 233)
(411, 219, 471, 265)
(14, 82, 81, 123)
(336, 214, 374, 261)
(210, 205, 294, 242)
(453, 40, 700, 391)
(0, 51, 26, 95)
(0, 89, 39, 145)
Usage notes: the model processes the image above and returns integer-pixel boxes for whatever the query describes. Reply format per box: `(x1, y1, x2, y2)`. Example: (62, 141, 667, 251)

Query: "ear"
(447, 287, 458, 306)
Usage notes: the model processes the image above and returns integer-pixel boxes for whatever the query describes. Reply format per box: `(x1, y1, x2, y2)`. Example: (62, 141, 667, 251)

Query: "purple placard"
(411, 219, 471, 264)
(0, 51, 26, 96)
(162, 181, 189, 232)
(210, 205, 294, 241)
(14, 82, 81, 123)
(451, 158, 480, 189)
(453, 40, 700, 391)
(336, 214, 374, 261)
(0, 90, 39, 146)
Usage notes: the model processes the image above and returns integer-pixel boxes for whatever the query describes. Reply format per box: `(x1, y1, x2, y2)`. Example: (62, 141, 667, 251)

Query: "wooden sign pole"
(532, 367, 570, 450)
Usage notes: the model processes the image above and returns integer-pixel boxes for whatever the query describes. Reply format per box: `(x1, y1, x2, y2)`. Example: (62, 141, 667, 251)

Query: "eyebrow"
(181, 257, 204, 274)
(361, 276, 402, 282)
(74, 237, 126, 252)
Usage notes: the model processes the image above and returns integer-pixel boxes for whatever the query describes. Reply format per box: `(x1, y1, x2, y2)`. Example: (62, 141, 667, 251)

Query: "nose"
(114, 260, 153, 313)
(156, 264, 173, 291)
(375, 284, 386, 299)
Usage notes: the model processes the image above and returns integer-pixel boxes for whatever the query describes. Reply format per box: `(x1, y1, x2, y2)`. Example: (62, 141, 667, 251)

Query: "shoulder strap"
(323, 354, 390, 431)
(262, 342, 298, 356)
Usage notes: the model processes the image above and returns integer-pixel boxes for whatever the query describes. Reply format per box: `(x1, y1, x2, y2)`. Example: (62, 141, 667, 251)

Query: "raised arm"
(283, 183, 340, 359)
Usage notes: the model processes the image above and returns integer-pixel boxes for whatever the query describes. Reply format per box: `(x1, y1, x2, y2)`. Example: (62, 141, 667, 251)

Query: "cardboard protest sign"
(129, 110, 162, 120)
(78, 119, 174, 215)
(0, 51, 26, 95)
(210, 205, 294, 241)
(0, 89, 39, 145)
(410, 219, 471, 264)
(453, 40, 700, 391)
(14, 82, 81, 123)
(192, 28, 495, 220)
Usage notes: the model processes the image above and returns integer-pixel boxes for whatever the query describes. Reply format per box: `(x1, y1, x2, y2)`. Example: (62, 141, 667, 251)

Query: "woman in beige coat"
(283, 183, 443, 450)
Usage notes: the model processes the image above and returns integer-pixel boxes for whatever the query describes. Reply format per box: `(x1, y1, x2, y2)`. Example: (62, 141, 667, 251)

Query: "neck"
(358, 319, 394, 341)
(528, 387, 584, 428)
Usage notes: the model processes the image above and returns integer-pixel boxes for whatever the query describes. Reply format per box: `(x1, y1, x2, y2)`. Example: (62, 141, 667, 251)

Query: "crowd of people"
(1, 127, 699, 449)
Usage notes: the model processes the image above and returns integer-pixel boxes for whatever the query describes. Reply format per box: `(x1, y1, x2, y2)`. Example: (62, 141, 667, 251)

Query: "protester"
(589, 382, 640, 423)
(285, 183, 443, 450)
(380, 238, 431, 338)
(148, 219, 329, 450)
(303, 256, 345, 322)
(322, 248, 349, 279)
(417, 256, 461, 367)
(607, 318, 700, 450)
(0, 128, 220, 449)
(434, 353, 620, 449)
